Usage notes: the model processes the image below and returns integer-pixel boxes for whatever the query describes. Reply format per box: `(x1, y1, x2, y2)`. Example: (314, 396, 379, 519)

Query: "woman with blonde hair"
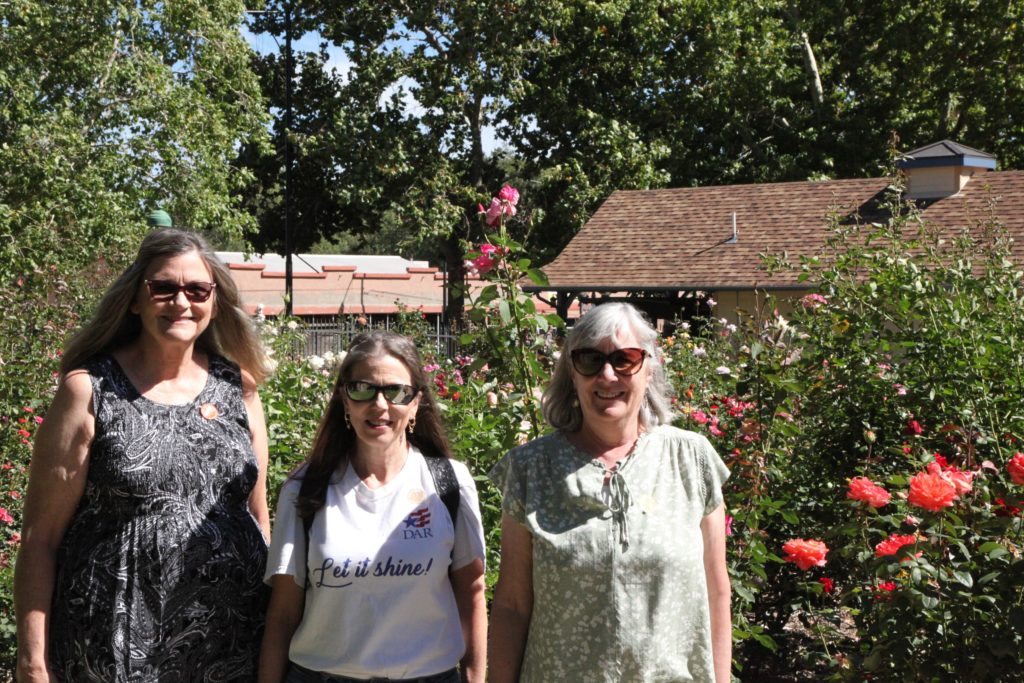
(15, 227, 272, 682)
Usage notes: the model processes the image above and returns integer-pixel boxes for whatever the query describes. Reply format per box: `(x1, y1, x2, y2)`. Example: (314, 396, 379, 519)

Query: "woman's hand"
(16, 659, 58, 683)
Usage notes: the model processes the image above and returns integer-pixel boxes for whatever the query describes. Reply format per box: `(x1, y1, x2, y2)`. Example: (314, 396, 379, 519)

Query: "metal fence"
(297, 314, 460, 359)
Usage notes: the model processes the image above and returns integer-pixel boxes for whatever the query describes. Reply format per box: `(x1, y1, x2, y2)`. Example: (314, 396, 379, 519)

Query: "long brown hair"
(295, 331, 451, 522)
(60, 228, 272, 383)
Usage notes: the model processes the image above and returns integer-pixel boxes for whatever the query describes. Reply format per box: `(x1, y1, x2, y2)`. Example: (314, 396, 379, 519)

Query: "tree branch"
(799, 31, 824, 108)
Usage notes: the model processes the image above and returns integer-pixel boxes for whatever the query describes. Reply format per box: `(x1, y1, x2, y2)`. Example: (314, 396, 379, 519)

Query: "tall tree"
(1, 0, 268, 250)
(240, 0, 1024, 276)
(0, 0, 267, 427)
(793, 0, 1024, 174)
(241, 0, 530, 325)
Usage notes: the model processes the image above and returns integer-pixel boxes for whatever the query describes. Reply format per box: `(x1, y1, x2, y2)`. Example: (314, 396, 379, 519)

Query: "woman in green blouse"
(489, 302, 732, 682)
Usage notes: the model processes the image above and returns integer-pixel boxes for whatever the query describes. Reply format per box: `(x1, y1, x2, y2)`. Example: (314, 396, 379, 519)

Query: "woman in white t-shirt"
(259, 331, 487, 683)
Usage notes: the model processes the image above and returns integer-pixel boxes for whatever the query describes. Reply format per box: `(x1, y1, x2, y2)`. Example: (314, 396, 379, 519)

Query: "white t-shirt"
(265, 447, 486, 678)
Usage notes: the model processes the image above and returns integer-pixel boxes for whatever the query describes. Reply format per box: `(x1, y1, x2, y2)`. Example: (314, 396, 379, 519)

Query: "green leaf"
(977, 571, 1001, 586)
(952, 570, 974, 588)
(526, 267, 549, 286)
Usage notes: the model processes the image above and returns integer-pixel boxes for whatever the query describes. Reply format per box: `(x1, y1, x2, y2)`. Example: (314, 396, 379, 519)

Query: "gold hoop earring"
(407, 416, 416, 434)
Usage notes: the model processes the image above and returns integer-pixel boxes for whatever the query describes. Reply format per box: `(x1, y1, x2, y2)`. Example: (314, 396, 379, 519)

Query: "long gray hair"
(542, 302, 675, 432)
(61, 228, 272, 382)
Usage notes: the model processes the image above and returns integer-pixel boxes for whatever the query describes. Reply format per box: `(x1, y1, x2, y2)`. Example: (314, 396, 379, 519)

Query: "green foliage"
(663, 186, 1024, 679)
(257, 319, 335, 509)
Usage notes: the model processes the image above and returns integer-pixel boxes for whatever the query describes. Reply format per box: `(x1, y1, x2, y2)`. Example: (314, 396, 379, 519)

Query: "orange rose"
(907, 471, 957, 512)
(782, 538, 829, 571)
(847, 476, 891, 508)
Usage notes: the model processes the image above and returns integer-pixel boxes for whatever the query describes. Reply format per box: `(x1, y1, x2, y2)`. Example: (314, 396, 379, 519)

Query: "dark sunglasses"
(570, 347, 647, 377)
(145, 279, 217, 303)
(344, 381, 419, 405)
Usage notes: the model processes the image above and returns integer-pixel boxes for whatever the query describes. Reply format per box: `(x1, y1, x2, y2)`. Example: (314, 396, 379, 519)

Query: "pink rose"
(800, 293, 828, 309)
(471, 243, 502, 274)
(485, 196, 517, 226)
(498, 185, 520, 205)
(927, 461, 974, 495)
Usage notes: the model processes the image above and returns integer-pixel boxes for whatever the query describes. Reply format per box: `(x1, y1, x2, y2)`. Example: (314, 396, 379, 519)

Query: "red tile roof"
(534, 171, 1024, 291)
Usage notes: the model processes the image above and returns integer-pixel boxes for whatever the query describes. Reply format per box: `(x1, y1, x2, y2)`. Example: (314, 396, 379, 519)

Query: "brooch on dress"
(199, 403, 220, 420)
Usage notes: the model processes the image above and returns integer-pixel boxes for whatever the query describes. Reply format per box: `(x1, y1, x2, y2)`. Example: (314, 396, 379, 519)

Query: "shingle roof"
(533, 171, 1024, 291)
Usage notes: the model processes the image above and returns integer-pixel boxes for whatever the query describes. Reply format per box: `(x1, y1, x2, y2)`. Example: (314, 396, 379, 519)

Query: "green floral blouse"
(490, 425, 730, 682)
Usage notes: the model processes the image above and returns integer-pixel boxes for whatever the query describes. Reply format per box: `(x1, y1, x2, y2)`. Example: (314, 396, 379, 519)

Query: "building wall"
(226, 262, 573, 319)
(712, 289, 806, 325)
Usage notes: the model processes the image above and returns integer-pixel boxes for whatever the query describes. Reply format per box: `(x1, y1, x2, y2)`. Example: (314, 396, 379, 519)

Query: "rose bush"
(5, 180, 1024, 680)
(669, 185, 1024, 679)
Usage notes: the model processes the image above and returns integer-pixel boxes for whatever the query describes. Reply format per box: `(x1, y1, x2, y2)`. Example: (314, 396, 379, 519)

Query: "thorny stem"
(805, 598, 833, 662)
(495, 222, 542, 440)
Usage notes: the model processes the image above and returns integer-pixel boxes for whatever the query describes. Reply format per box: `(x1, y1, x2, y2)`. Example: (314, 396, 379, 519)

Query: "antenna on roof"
(726, 212, 738, 244)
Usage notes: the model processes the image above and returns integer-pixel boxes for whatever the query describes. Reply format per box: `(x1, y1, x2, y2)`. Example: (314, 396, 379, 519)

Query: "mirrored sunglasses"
(343, 381, 419, 405)
(570, 347, 647, 377)
(145, 279, 216, 303)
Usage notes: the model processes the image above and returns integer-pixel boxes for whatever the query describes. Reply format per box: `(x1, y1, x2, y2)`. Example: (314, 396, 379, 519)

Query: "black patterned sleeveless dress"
(49, 354, 269, 682)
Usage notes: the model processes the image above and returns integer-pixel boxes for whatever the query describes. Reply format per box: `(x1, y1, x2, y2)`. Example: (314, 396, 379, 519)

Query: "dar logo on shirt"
(402, 506, 433, 539)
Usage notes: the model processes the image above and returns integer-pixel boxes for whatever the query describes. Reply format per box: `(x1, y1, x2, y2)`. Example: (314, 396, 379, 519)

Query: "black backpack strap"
(424, 454, 460, 537)
(297, 472, 317, 590)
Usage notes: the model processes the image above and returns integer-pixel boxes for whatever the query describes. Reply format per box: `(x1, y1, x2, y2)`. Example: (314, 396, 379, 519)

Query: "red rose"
(874, 580, 898, 600)
(818, 577, 834, 594)
(908, 471, 957, 512)
(782, 538, 828, 571)
(874, 533, 920, 559)
(1007, 452, 1024, 486)
(905, 419, 924, 436)
(994, 498, 1022, 517)
(847, 476, 891, 508)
